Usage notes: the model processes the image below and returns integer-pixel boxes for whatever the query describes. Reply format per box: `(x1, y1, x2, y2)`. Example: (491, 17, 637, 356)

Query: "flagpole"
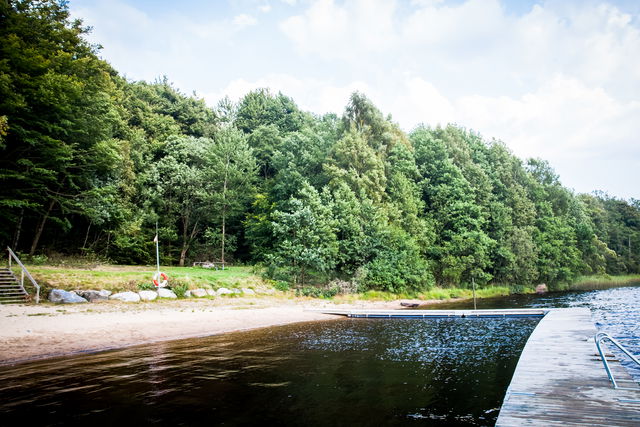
(155, 221, 160, 276)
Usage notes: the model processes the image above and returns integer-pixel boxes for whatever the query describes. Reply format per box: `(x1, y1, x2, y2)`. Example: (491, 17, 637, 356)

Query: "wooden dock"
(309, 308, 547, 318)
(496, 308, 640, 426)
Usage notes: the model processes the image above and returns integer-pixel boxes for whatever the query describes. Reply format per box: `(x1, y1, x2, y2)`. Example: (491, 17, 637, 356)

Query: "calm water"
(0, 317, 537, 426)
(426, 284, 640, 379)
(0, 285, 638, 426)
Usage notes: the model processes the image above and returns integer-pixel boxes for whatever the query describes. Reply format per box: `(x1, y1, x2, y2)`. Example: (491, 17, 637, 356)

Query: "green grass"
(27, 265, 267, 293)
(569, 274, 640, 290)
(333, 285, 515, 304)
(420, 285, 514, 300)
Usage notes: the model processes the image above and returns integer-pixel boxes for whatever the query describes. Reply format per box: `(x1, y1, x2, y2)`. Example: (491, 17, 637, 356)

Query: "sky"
(70, 0, 640, 200)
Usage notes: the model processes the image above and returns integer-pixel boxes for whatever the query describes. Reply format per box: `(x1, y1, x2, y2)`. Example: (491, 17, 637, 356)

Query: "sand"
(0, 297, 422, 365)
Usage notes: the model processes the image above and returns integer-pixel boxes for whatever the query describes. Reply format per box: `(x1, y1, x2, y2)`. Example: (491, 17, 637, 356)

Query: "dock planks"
(496, 308, 640, 426)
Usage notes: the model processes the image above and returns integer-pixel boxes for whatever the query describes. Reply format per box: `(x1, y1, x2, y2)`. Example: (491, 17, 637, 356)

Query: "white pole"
(155, 222, 160, 276)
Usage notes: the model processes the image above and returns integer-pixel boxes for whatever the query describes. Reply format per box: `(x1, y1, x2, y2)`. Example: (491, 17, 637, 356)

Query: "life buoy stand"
(153, 272, 168, 288)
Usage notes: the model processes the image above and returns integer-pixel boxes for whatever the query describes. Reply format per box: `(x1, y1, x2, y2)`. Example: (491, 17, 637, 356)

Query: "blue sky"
(71, 0, 640, 200)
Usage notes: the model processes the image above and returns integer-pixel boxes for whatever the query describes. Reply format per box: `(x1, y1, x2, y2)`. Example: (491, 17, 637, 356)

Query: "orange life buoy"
(153, 272, 168, 288)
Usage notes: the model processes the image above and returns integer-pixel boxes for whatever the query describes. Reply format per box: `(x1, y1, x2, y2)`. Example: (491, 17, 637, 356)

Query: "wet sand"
(0, 297, 423, 365)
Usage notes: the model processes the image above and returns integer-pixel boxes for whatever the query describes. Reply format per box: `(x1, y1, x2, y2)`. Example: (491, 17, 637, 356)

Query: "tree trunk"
(82, 221, 92, 250)
(12, 208, 24, 250)
(179, 220, 199, 267)
(179, 245, 188, 267)
(221, 210, 226, 265)
(221, 157, 229, 266)
(30, 199, 55, 256)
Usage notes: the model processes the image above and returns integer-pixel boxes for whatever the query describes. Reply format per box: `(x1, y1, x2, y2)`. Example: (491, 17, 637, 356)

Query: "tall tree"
(206, 127, 257, 264)
(0, 0, 124, 253)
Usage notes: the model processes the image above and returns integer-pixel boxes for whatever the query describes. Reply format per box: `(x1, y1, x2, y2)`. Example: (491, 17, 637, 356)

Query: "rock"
(206, 289, 217, 297)
(184, 290, 192, 298)
(232, 288, 242, 294)
(258, 288, 275, 295)
(216, 287, 233, 295)
(138, 290, 158, 301)
(49, 289, 88, 304)
(98, 290, 112, 298)
(75, 290, 109, 302)
(110, 291, 141, 303)
(535, 283, 548, 294)
(241, 288, 256, 295)
(191, 288, 207, 298)
(158, 288, 177, 299)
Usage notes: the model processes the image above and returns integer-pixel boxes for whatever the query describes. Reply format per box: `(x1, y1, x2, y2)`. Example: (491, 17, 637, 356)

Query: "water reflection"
(0, 317, 538, 426)
(425, 285, 640, 379)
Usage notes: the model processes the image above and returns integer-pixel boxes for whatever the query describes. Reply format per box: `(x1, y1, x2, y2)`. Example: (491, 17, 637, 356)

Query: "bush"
(296, 285, 339, 299)
(170, 282, 190, 298)
(274, 281, 290, 292)
(137, 282, 156, 291)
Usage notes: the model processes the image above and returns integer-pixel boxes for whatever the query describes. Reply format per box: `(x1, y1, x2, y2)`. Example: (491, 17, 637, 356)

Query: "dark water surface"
(0, 317, 538, 426)
(426, 284, 640, 379)
(1, 285, 638, 426)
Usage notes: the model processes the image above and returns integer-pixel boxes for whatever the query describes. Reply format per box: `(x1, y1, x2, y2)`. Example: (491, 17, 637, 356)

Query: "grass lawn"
(25, 265, 267, 293)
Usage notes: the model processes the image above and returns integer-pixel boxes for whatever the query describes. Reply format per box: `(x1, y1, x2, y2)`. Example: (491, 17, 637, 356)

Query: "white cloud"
(279, 0, 397, 60)
(232, 14, 257, 29)
(203, 74, 373, 116)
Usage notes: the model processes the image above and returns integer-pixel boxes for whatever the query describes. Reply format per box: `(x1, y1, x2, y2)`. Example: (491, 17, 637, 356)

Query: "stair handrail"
(595, 332, 640, 390)
(6, 247, 40, 303)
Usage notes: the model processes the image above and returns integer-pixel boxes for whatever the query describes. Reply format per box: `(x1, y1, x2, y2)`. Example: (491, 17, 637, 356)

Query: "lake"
(0, 285, 638, 426)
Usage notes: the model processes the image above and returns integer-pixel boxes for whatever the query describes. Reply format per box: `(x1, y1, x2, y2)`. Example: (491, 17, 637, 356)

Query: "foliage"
(1, 1, 639, 295)
(170, 281, 189, 298)
(137, 282, 156, 291)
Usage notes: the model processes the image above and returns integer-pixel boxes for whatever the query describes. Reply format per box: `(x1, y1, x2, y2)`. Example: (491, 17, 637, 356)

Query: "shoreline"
(0, 297, 429, 366)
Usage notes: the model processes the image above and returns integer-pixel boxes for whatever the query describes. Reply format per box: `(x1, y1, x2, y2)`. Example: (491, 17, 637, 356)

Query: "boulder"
(241, 288, 256, 295)
(75, 290, 109, 302)
(232, 288, 242, 294)
(158, 288, 177, 299)
(98, 290, 112, 298)
(216, 287, 233, 296)
(206, 289, 217, 297)
(184, 290, 192, 298)
(191, 288, 207, 298)
(536, 283, 548, 294)
(49, 289, 88, 304)
(138, 290, 158, 301)
(110, 291, 141, 303)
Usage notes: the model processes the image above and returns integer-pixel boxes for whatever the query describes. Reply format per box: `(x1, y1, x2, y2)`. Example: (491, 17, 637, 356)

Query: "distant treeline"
(1, 0, 639, 292)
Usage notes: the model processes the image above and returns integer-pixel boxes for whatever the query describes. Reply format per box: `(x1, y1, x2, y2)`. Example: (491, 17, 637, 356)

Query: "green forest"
(2, 0, 639, 293)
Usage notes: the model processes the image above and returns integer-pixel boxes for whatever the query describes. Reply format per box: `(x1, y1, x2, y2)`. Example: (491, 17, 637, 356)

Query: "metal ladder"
(595, 332, 640, 390)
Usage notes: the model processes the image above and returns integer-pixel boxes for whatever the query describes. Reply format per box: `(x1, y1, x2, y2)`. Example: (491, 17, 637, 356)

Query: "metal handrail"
(6, 247, 40, 303)
(595, 332, 640, 390)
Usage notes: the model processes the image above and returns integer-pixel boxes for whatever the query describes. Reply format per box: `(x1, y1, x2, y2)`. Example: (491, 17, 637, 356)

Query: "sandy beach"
(0, 297, 416, 365)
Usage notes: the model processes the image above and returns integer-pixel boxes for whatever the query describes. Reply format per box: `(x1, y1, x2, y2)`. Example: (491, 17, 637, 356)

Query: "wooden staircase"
(0, 267, 29, 304)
